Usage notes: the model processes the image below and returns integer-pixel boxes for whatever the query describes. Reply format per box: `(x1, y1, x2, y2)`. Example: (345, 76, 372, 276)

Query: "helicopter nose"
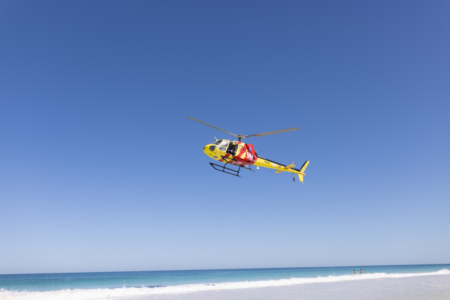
(203, 144, 215, 155)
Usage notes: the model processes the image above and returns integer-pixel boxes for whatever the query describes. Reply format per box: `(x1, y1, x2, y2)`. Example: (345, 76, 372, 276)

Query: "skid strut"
(209, 156, 254, 177)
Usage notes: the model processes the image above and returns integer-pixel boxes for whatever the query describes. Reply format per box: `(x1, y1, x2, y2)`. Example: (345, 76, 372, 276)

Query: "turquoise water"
(1, 264, 449, 291)
(0, 264, 449, 299)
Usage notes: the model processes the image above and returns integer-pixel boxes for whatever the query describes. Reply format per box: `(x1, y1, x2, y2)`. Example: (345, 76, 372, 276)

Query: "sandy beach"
(144, 274, 450, 300)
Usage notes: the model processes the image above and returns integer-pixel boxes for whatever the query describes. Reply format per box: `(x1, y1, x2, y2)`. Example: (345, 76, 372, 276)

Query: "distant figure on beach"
(360, 269, 364, 274)
(353, 270, 356, 274)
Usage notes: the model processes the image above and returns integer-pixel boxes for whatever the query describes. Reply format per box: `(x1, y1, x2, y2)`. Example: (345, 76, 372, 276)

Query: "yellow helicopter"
(187, 116, 309, 183)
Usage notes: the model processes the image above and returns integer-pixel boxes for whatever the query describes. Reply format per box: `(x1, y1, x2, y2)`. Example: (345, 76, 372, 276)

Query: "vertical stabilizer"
(297, 160, 309, 184)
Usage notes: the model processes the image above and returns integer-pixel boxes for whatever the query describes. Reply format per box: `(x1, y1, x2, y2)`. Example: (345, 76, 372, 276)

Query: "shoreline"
(1, 269, 449, 300)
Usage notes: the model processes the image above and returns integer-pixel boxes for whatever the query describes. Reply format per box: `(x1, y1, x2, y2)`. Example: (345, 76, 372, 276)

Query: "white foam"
(1, 269, 449, 300)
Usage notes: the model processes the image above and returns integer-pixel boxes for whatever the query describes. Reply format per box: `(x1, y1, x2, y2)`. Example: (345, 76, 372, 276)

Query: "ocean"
(1, 264, 449, 300)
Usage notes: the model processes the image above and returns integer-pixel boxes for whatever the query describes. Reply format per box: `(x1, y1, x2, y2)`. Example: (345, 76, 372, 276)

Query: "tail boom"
(254, 157, 310, 183)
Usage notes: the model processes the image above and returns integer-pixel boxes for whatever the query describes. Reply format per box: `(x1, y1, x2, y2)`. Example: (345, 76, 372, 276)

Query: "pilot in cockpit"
(227, 142, 238, 155)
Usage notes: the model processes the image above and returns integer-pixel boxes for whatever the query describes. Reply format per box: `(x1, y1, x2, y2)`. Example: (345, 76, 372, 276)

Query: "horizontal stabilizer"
(275, 162, 295, 173)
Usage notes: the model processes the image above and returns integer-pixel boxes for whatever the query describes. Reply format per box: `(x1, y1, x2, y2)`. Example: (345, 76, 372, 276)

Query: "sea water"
(1, 264, 449, 300)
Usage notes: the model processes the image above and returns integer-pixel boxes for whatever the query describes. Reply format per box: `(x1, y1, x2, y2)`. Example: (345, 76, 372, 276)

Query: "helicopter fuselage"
(187, 116, 308, 182)
(203, 139, 304, 174)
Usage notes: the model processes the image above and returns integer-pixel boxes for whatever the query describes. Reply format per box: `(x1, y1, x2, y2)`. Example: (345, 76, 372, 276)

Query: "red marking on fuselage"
(233, 156, 250, 166)
(245, 144, 256, 163)
(219, 153, 231, 162)
(217, 143, 257, 166)
(231, 143, 257, 166)
(236, 144, 247, 158)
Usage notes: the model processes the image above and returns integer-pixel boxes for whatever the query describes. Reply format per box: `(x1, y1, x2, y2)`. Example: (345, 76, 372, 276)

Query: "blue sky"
(1, 0, 449, 274)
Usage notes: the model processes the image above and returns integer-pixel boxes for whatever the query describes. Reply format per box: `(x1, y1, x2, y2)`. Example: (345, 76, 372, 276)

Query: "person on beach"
(360, 269, 364, 274)
(353, 270, 356, 274)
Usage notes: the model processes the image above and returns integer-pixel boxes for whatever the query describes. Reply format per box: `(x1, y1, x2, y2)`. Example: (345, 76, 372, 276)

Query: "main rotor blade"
(245, 127, 299, 138)
(187, 116, 237, 138)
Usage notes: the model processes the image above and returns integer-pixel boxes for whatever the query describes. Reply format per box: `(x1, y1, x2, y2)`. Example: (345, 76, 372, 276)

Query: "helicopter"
(187, 116, 310, 183)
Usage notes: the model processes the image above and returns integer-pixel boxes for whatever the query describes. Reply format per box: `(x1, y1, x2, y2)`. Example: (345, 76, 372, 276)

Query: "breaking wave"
(1, 269, 449, 300)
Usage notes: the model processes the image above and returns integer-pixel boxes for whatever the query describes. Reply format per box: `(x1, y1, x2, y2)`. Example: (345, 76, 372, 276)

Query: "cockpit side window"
(215, 140, 223, 145)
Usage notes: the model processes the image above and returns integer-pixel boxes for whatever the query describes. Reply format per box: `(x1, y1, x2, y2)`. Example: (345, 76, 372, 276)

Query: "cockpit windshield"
(215, 140, 229, 151)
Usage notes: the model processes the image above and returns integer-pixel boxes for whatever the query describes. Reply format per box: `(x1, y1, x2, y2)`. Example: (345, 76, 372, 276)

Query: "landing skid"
(209, 156, 254, 177)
